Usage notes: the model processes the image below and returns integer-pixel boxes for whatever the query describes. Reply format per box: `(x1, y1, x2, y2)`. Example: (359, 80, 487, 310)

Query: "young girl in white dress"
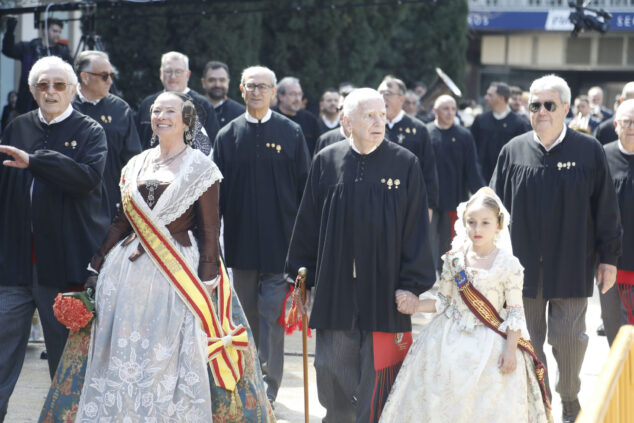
(379, 187, 552, 423)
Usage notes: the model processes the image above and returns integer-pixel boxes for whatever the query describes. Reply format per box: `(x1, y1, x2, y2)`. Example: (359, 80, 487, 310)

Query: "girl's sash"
(447, 251, 552, 411)
(122, 192, 247, 391)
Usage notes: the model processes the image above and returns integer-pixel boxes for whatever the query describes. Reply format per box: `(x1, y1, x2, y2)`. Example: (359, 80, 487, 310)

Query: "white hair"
(433, 94, 456, 109)
(240, 66, 277, 87)
(621, 82, 634, 100)
(342, 88, 384, 117)
(277, 76, 301, 95)
(28, 56, 77, 86)
(615, 98, 634, 120)
(529, 74, 571, 105)
(161, 51, 189, 70)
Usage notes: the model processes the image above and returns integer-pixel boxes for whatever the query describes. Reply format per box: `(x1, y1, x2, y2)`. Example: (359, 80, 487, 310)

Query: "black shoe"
(562, 398, 581, 423)
(40, 350, 48, 360)
(597, 323, 606, 336)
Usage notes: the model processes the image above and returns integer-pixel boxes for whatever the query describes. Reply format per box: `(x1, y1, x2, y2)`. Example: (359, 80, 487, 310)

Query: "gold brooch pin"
(394, 179, 400, 189)
(100, 115, 107, 123)
(276, 145, 282, 153)
(557, 162, 563, 171)
(387, 178, 393, 189)
(266, 143, 271, 147)
(107, 115, 112, 123)
(405, 127, 411, 134)
(70, 140, 77, 149)
(381, 178, 386, 184)
(64, 142, 69, 147)
(412, 128, 416, 135)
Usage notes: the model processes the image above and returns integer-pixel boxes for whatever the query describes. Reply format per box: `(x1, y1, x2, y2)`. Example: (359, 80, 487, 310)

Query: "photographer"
(2, 16, 73, 113)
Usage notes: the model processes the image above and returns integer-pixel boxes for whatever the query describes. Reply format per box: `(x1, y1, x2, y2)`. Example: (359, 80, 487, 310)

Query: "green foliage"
(95, 0, 468, 108)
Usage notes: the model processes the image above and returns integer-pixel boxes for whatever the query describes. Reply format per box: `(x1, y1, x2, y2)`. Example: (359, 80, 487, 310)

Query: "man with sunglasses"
(212, 66, 310, 406)
(491, 74, 622, 423)
(136, 51, 219, 153)
(72, 50, 141, 220)
(0, 56, 109, 422)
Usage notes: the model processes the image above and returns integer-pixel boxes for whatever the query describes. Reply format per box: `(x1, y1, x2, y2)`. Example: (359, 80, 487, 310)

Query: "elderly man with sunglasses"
(0, 56, 109, 422)
(72, 50, 141, 220)
(490, 74, 622, 423)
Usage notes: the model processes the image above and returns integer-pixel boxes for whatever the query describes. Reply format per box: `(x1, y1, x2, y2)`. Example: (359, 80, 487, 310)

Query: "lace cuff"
(498, 306, 530, 339)
(434, 293, 451, 314)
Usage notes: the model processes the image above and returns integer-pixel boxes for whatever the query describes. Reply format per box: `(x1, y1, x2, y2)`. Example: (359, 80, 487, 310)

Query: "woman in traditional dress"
(379, 187, 552, 423)
(39, 92, 274, 422)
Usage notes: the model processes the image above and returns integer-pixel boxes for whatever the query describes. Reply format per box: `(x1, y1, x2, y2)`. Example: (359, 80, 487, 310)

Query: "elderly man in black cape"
(286, 88, 435, 423)
(490, 74, 622, 423)
(0, 56, 109, 422)
(72, 50, 141, 220)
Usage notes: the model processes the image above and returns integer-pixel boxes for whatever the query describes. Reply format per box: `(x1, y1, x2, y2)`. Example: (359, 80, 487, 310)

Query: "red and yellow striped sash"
(123, 193, 247, 391)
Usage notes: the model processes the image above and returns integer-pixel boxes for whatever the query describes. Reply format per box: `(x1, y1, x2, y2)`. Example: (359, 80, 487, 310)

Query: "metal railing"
(576, 325, 634, 423)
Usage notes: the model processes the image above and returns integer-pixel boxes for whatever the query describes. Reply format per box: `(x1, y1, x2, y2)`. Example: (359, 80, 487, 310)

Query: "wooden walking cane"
(297, 267, 309, 423)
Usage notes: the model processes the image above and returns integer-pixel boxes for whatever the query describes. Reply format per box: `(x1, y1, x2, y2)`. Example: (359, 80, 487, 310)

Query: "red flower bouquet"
(53, 288, 96, 331)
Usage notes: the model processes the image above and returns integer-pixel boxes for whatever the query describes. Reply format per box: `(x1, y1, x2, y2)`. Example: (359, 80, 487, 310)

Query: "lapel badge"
(503, 123, 507, 128)
(266, 143, 271, 147)
(64, 142, 69, 147)
(397, 133, 405, 144)
(572, 162, 576, 166)
(557, 162, 563, 171)
(271, 143, 276, 148)
(276, 144, 282, 154)
(387, 178, 393, 189)
(412, 128, 416, 135)
(107, 115, 112, 123)
(100, 115, 107, 123)
(70, 140, 77, 149)
(394, 179, 400, 189)
(405, 127, 411, 134)
(381, 178, 386, 184)
(451, 137, 456, 142)
(399, 127, 403, 132)
(566, 161, 571, 169)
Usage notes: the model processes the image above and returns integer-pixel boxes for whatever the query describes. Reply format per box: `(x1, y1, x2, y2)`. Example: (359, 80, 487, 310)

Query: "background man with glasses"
(212, 66, 310, 406)
(72, 50, 141, 220)
(0, 56, 109, 422)
(136, 51, 219, 153)
(378, 75, 438, 221)
(490, 74, 622, 423)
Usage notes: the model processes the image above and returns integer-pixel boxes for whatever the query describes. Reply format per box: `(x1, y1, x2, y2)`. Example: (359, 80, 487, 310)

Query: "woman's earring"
(150, 133, 158, 146)
(185, 130, 193, 143)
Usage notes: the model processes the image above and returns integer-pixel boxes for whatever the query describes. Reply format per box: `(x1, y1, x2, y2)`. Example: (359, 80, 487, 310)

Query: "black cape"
(427, 122, 485, 211)
(136, 89, 220, 153)
(274, 107, 323, 156)
(215, 97, 245, 129)
(604, 141, 634, 271)
(594, 118, 617, 145)
(314, 127, 346, 156)
(317, 117, 339, 134)
(0, 110, 110, 288)
(72, 94, 141, 219)
(490, 129, 622, 298)
(213, 112, 310, 273)
(286, 140, 435, 332)
(385, 114, 439, 209)
(471, 110, 530, 183)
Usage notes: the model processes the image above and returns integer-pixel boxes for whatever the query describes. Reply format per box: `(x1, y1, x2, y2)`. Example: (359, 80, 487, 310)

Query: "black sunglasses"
(528, 101, 558, 113)
(86, 71, 116, 82)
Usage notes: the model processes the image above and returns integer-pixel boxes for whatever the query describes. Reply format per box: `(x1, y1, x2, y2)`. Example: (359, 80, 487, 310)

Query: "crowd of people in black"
(0, 18, 632, 423)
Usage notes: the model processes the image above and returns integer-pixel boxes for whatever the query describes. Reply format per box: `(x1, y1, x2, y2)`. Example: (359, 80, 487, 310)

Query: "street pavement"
(6, 286, 611, 422)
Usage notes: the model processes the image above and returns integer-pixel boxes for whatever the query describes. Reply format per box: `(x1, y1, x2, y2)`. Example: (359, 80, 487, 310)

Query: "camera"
(568, 1, 612, 37)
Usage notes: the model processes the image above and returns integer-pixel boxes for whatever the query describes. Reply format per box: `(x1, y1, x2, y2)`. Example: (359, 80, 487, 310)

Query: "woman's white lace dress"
(379, 247, 550, 423)
(75, 148, 220, 423)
